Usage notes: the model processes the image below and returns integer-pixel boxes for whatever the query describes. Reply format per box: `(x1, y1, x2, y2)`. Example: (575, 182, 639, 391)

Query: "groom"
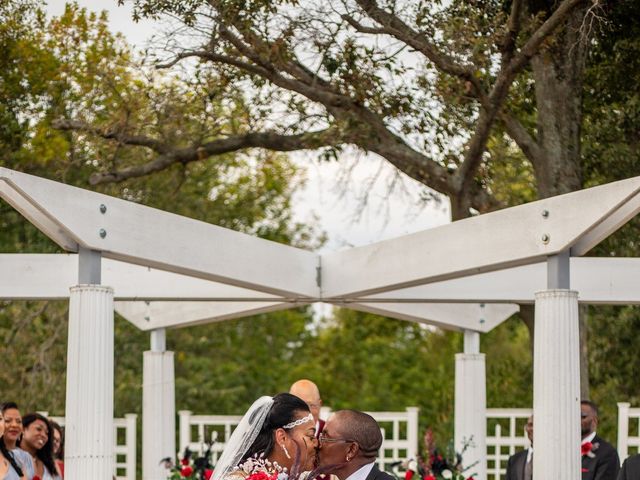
(318, 409, 394, 480)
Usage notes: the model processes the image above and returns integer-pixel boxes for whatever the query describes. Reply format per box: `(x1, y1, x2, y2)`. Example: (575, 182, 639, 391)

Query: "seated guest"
(19, 413, 61, 480)
(1, 402, 29, 478)
(0, 404, 26, 479)
(50, 422, 63, 479)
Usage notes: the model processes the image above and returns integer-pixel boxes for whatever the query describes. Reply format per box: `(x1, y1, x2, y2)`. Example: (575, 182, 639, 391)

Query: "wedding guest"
(618, 453, 640, 480)
(19, 413, 61, 480)
(290, 379, 325, 438)
(49, 422, 63, 479)
(506, 415, 533, 480)
(581, 400, 619, 480)
(318, 409, 393, 480)
(0, 405, 26, 479)
(1, 404, 22, 452)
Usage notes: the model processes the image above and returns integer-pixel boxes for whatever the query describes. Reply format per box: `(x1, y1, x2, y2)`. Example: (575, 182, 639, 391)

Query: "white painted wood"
(65, 285, 114, 480)
(343, 302, 519, 333)
(143, 350, 175, 480)
(532, 290, 580, 480)
(321, 177, 640, 298)
(352, 257, 640, 305)
(0, 168, 319, 297)
(115, 301, 306, 330)
(618, 402, 630, 461)
(3, 253, 640, 305)
(0, 181, 77, 251)
(455, 352, 487, 480)
(464, 330, 480, 354)
(0, 255, 281, 300)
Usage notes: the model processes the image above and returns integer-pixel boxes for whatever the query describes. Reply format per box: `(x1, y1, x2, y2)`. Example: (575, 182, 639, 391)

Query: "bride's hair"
(241, 392, 310, 461)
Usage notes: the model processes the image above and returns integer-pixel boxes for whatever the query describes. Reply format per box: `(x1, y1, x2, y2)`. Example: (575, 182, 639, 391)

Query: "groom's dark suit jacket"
(582, 435, 620, 480)
(364, 464, 395, 480)
(617, 454, 640, 480)
(505, 449, 529, 480)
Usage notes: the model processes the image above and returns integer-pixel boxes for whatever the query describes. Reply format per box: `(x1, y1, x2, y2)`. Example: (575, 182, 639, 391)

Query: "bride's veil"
(211, 396, 275, 480)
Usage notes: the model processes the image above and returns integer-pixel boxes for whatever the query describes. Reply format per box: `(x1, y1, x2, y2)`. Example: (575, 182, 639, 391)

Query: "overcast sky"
(46, 0, 451, 251)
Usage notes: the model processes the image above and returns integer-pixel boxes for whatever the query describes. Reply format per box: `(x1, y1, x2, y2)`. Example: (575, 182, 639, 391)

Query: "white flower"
(441, 469, 453, 479)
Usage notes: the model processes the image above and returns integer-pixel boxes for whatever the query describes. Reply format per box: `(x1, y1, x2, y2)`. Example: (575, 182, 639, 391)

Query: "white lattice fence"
(617, 402, 640, 460)
(48, 413, 137, 480)
(486, 408, 532, 480)
(179, 407, 419, 472)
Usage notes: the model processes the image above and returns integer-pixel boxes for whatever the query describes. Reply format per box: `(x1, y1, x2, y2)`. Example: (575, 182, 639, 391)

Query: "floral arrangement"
(399, 429, 475, 480)
(162, 444, 215, 479)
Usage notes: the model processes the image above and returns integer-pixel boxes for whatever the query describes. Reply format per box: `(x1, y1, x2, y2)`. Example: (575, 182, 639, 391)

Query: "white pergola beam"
(0, 254, 281, 301)
(321, 177, 640, 298)
(114, 301, 307, 331)
(342, 302, 519, 333)
(352, 257, 640, 305)
(0, 168, 319, 298)
(4, 255, 640, 305)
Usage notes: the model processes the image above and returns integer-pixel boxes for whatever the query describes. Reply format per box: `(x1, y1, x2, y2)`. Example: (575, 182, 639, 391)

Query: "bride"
(212, 393, 319, 480)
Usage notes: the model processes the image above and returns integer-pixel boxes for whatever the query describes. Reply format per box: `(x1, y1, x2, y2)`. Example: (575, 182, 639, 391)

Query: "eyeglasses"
(319, 433, 355, 445)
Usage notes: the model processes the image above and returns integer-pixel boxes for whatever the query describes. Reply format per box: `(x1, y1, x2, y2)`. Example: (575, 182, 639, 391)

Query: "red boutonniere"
(582, 441, 600, 458)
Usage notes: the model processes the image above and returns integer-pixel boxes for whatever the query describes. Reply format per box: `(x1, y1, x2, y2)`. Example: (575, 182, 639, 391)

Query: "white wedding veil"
(211, 396, 275, 480)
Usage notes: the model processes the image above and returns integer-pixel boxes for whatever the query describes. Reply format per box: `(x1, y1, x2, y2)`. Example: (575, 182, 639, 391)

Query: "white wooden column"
(143, 328, 176, 480)
(455, 330, 486, 480)
(64, 248, 114, 479)
(533, 252, 580, 480)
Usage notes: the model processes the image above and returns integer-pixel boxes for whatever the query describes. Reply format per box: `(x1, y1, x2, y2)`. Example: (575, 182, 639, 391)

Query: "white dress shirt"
(345, 462, 375, 480)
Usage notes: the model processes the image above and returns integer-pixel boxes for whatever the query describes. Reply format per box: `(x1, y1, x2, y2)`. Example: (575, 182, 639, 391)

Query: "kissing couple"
(211, 393, 394, 480)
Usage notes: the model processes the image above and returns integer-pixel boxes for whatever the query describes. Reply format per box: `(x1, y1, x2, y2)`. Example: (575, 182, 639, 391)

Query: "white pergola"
(2, 166, 640, 480)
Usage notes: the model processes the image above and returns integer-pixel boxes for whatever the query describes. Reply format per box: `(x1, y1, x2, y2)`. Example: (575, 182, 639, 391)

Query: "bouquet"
(162, 444, 215, 479)
(400, 429, 475, 480)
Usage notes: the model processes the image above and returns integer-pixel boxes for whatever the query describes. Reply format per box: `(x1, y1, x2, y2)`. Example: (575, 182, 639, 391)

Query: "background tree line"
(1, 0, 640, 451)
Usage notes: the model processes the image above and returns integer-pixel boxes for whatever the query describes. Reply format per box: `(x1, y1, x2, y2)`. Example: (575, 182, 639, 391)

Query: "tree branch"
(81, 127, 345, 184)
(500, 110, 546, 170)
(216, 24, 354, 109)
(53, 118, 170, 154)
(501, 0, 524, 66)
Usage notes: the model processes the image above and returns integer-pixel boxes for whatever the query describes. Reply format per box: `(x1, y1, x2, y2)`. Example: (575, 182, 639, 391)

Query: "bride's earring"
(346, 455, 351, 462)
(281, 443, 291, 459)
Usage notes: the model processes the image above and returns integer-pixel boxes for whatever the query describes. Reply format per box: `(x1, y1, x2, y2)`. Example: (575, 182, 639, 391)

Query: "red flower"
(467, 477, 475, 480)
(581, 442, 593, 456)
(33, 477, 41, 480)
(405, 470, 414, 480)
(247, 471, 271, 480)
(181, 466, 194, 477)
(181, 458, 190, 466)
(425, 476, 436, 480)
(205, 469, 214, 480)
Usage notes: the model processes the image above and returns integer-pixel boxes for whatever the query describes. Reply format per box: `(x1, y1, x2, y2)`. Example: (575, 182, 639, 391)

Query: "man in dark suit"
(581, 400, 620, 480)
(318, 409, 394, 480)
(618, 454, 640, 480)
(506, 415, 533, 480)
(290, 379, 325, 438)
